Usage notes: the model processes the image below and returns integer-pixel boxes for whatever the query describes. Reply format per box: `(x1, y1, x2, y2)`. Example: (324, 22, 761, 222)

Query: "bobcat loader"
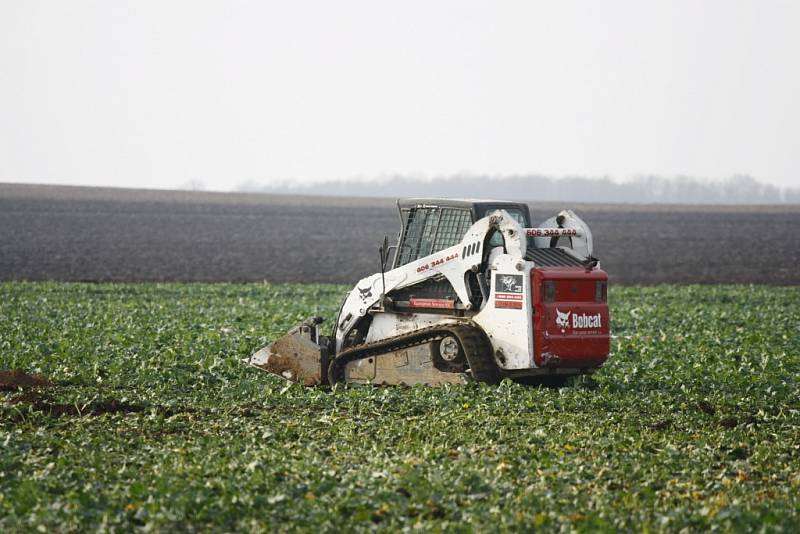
(245, 199, 610, 386)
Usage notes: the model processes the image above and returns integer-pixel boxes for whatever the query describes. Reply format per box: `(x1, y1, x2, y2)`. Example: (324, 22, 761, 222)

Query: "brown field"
(1, 183, 798, 285)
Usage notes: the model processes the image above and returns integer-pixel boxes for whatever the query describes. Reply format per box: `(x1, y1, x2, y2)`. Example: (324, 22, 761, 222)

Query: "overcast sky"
(1, 1, 798, 191)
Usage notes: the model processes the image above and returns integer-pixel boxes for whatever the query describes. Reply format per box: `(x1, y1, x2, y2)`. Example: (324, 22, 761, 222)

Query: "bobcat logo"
(501, 276, 517, 292)
(357, 286, 373, 301)
(555, 308, 571, 329)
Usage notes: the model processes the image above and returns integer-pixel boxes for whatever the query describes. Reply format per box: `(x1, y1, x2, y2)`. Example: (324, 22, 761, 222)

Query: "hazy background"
(1, 1, 799, 200)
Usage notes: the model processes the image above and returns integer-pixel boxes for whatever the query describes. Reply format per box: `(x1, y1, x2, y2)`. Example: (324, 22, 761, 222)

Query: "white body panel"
(365, 312, 459, 343)
(334, 210, 528, 353)
(473, 254, 535, 370)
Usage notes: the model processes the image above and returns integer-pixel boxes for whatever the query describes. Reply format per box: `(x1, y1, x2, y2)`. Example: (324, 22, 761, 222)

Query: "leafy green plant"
(1, 282, 798, 532)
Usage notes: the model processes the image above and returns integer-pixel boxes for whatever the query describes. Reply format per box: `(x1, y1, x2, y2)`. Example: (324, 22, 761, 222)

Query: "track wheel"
(439, 336, 460, 361)
(432, 335, 467, 372)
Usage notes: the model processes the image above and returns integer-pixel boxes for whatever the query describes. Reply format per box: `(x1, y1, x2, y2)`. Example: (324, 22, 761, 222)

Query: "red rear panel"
(532, 267, 610, 368)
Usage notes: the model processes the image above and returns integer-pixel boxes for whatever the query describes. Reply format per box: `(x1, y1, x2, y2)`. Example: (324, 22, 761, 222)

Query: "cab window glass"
(397, 207, 472, 266)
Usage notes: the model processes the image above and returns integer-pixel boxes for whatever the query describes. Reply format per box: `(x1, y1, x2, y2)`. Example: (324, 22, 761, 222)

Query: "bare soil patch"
(0, 369, 51, 391)
(5, 390, 145, 417)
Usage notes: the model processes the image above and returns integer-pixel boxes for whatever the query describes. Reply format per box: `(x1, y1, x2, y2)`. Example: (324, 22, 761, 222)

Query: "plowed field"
(1, 184, 798, 284)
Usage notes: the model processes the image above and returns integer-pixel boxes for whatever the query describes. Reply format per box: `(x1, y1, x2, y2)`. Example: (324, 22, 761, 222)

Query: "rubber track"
(329, 322, 500, 385)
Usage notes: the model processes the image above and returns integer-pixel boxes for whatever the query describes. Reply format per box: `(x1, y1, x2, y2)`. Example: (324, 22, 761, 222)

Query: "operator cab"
(393, 198, 531, 268)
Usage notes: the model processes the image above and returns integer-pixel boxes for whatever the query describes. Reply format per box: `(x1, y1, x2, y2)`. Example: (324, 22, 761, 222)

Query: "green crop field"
(1, 282, 798, 532)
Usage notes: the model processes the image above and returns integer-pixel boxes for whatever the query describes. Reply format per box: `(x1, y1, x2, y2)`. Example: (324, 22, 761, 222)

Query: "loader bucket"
(243, 319, 327, 386)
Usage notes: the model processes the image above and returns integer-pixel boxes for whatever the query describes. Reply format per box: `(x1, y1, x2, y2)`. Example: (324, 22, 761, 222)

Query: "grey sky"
(1, 1, 798, 191)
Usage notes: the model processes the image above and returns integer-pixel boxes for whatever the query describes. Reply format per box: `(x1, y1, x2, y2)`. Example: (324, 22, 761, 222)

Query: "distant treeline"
(241, 174, 799, 204)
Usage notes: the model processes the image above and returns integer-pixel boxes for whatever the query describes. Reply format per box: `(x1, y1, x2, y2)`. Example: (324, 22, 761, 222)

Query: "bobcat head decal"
(501, 276, 517, 292)
(555, 308, 571, 329)
(357, 285, 373, 301)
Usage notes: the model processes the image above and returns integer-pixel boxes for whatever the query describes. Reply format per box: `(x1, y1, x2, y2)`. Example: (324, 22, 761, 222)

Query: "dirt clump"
(6, 390, 144, 417)
(0, 370, 51, 391)
(91, 399, 144, 415)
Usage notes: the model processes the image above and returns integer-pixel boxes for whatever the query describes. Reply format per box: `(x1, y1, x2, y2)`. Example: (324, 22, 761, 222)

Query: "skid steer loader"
(245, 199, 610, 386)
